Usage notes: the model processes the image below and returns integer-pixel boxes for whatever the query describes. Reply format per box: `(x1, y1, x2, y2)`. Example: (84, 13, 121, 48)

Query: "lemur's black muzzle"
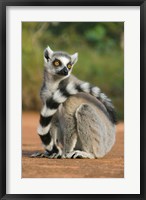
(58, 67, 68, 76)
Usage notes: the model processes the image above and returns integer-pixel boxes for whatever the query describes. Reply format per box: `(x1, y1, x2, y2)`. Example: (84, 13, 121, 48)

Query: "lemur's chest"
(45, 80, 60, 93)
(41, 81, 61, 103)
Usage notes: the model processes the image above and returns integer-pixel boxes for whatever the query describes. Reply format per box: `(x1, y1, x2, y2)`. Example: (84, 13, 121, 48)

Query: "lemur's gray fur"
(32, 46, 116, 159)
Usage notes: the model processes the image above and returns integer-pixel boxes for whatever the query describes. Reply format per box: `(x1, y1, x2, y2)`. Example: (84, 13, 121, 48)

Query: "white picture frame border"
(6, 6, 140, 195)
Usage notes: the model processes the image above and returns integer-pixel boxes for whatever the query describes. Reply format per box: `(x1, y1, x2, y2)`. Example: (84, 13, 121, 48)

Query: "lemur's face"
(44, 46, 78, 78)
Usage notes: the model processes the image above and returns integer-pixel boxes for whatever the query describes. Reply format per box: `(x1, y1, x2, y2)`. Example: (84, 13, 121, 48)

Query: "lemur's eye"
(54, 61, 59, 66)
(53, 59, 61, 67)
(67, 63, 72, 69)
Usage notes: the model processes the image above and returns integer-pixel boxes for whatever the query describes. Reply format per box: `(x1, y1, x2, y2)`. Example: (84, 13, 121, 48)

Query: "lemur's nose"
(63, 67, 68, 75)
(58, 67, 68, 76)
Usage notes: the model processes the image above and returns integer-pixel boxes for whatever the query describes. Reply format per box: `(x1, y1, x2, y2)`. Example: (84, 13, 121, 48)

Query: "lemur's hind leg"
(62, 114, 78, 156)
(64, 103, 105, 159)
(64, 104, 97, 159)
(74, 103, 107, 158)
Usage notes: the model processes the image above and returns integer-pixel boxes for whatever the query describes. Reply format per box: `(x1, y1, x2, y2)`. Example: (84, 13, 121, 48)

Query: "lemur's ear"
(71, 52, 78, 65)
(44, 46, 53, 63)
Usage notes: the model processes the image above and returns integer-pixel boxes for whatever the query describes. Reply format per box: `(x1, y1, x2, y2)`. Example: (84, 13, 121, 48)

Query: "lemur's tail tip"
(107, 108, 117, 124)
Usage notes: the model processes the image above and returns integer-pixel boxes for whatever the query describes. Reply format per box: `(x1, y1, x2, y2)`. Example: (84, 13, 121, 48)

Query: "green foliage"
(22, 22, 124, 120)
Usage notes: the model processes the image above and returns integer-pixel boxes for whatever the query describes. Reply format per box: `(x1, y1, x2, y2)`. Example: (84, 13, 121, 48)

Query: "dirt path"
(22, 112, 124, 178)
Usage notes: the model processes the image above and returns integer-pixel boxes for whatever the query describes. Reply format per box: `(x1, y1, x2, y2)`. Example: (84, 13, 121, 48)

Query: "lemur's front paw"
(46, 151, 62, 158)
(45, 146, 62, 158)
(31, 146, 62, 159)
(31, 151, 62, 159)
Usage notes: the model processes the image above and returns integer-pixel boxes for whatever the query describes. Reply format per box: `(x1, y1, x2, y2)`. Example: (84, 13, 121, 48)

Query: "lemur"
(32, 46, 116, 159)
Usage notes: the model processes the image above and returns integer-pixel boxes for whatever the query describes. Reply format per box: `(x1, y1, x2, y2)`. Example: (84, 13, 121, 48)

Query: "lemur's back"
(58, 93, 115, 158)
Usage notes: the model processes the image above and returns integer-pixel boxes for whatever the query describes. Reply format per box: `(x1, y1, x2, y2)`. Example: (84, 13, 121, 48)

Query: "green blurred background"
(22, 22, 124, 120)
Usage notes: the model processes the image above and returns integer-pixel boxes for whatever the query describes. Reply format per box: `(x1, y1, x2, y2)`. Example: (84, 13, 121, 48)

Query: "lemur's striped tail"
(37, 80, 117, 152)
(66, 82, 117, 124)
(75, 82, 117, 124)
(37, 95, 68, 153)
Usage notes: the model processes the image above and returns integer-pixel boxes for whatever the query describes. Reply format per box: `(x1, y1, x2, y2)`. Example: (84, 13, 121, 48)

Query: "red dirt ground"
(22, 112, 124, 178)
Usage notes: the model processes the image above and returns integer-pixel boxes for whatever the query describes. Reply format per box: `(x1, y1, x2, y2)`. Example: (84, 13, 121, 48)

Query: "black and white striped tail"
(38, 97, 63, 152)
(59, 80, 117, 124)
(37, 80, 117, 151)
(75, 82, 117, 124)
(37, 88, 70, 152)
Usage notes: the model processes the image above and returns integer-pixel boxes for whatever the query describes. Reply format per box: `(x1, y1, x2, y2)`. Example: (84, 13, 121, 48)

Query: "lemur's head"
(44, 46, 78, 78)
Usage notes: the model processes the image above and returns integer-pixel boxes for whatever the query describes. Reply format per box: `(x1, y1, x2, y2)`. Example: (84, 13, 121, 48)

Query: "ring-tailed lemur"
(32, 46, 116, 159)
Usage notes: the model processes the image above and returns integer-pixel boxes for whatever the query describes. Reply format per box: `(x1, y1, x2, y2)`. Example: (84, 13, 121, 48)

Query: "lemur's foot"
(45, 151, 62, 159)
(45, 146, 62, 158)
(65, 150, 95, 159)
(31, 151, 62, 158)
(31, 151, 46, 158)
